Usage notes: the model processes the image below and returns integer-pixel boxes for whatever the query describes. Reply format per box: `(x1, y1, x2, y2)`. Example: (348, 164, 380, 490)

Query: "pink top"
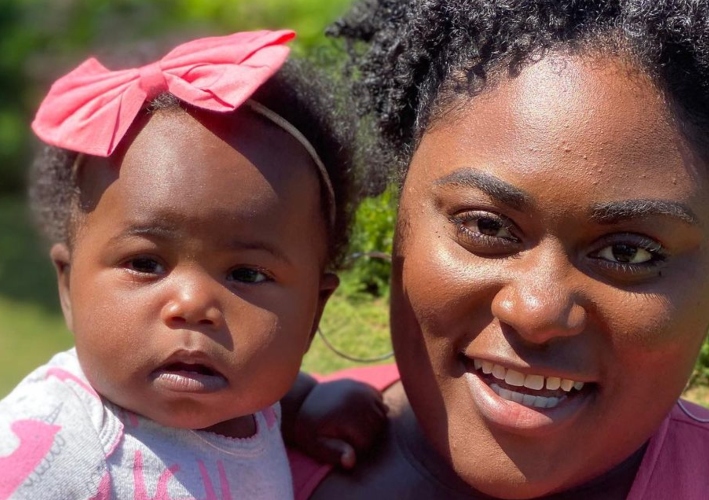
(0, 349, 293, 499)
(289, 364, 709, 500)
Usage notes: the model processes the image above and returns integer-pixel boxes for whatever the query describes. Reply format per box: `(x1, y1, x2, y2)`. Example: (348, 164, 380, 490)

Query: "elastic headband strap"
(245, 100, 336, 228)
(68, 100, 337, 228)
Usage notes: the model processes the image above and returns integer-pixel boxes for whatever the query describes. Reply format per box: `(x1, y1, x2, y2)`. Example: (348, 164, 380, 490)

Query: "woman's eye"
(589, 235, 667, 277)
(453, 211, 520, 250)
(228, 267, 270, 284)
(596, 244, 653, 264)
(125, 257, 164, 274)
(474, 216, 515, 239)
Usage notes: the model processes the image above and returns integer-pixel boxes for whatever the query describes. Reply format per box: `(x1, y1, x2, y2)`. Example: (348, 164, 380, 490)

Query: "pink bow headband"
(31, 30, 336, 226)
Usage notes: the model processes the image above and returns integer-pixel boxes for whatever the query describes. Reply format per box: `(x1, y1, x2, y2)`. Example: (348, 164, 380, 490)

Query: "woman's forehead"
(410, 54, 708, 202)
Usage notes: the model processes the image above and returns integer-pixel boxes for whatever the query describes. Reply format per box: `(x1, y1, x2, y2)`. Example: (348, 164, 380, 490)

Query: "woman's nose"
(160, 273, 224, 329)
(490, 250, 587, 344)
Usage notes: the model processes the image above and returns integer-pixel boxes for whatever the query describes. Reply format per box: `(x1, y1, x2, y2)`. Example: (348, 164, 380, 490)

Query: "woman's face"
(391, 54, 709, 498)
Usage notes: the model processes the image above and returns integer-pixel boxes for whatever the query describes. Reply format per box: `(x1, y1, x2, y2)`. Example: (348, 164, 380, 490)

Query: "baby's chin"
(93, 381, 250, 435)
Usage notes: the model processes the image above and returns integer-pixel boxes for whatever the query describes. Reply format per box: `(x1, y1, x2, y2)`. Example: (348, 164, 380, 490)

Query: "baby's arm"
(281, 372, 388, 469)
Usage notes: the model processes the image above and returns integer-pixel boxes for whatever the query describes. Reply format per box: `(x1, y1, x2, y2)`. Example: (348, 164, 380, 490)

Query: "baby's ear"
(50, 243, 73, 332)
(307, 272, 340, 351)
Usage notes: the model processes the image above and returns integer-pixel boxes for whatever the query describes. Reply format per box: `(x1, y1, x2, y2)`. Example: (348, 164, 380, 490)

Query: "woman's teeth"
(489, 383, 561, 408)
(473, 358, 586, 409)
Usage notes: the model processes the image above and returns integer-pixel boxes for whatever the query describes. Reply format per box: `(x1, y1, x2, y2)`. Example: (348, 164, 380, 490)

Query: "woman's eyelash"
(451, 211, 521, 246)
(591, 237, 668, 269)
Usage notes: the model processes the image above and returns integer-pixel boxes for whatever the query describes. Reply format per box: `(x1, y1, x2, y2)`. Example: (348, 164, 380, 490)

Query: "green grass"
(0, 195, 72, 396)
(303, 290, 392, 375)
(0, 297, 72, 396)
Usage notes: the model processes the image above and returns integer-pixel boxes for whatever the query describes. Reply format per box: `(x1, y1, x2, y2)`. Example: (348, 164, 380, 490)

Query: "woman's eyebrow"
(433, 168, 531, 210)
(590, 199, 699, 226)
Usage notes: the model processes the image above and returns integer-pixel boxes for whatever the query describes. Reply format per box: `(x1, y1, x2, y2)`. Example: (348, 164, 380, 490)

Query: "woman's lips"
(150, 360, 228, 393)
(463, 357, 596, 434)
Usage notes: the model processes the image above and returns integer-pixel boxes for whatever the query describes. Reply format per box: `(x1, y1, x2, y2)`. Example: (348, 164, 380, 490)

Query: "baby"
(0, 31, 385, 499)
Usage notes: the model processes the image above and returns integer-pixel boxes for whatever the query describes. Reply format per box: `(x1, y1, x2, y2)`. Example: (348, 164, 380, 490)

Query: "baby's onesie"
(0, 349, 293, 499)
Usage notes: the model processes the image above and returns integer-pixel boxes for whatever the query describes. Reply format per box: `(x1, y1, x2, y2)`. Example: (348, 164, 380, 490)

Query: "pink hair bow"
(31, 30, 295, 156)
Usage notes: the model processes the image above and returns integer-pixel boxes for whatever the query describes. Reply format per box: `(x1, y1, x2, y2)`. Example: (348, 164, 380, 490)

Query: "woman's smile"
(462, 356, 595, 434)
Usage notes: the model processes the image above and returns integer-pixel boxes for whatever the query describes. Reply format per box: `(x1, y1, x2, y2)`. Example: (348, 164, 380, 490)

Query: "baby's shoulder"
(0, 349, 103, 421)
(0, 350, 117, 499)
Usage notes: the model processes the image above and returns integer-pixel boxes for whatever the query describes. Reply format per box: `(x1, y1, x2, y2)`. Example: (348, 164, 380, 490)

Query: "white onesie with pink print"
(0, 349, 293, 499)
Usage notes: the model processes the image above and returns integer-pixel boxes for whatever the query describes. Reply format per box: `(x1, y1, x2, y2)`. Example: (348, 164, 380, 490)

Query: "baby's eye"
(595, 243, 653, 264)
(228, 267, 270, 284)
(125, 257, 165, 274)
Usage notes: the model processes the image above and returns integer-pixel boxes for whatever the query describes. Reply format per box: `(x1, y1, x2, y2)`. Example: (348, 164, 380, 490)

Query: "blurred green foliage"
(340, 186, 396, 298)
(0, 0, 351, 194)
(692, 335, 709, 388)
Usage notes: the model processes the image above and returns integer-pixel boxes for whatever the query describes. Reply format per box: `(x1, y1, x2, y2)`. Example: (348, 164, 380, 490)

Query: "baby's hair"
(29, 59, 358, 268)
(329, 0, 709, 179)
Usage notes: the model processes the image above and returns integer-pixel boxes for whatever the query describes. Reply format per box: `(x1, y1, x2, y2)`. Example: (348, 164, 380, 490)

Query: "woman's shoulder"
(627, 399, 709, 499)
(663, 399, 709, 453)
(663, 399, 709, 455)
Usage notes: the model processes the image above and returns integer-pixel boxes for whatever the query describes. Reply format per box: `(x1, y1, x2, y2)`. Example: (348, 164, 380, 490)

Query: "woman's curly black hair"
(29, 59, 359, 268)
(329, 0, 709, 179)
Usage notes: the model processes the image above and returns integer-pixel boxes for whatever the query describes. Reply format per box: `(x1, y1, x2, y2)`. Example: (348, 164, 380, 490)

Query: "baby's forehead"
(81, 107, 318, 189)
(76, 107, 326, 234)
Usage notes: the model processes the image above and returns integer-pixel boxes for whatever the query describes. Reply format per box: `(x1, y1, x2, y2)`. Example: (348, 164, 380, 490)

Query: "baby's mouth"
(469, 358, 592, 410)
(151, 359, 228, 393)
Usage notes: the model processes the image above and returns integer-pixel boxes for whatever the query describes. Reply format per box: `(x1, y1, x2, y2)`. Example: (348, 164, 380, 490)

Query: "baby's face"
(53, 107, 336, 435)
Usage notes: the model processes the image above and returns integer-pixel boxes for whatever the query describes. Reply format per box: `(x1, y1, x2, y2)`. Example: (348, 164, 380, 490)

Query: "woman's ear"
(306, 272, 340, 352)
(50, 243, 73, 332)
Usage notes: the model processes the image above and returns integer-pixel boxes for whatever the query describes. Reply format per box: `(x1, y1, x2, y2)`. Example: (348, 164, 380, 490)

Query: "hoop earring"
(317, 251, 394, 363)
(316, 327, 394, 363)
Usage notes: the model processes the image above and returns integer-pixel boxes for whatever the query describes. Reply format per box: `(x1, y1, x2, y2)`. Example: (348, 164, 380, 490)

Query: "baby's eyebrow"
(113, 223, 181, 242)
(227, 240, 292, 266)
(434, 168, 531, 210)
(590, 199, 699, 226)
(111, 222, 293, 264)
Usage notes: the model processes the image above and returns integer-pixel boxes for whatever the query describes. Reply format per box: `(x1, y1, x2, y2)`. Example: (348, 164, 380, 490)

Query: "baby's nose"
(160, 275, 224, 329)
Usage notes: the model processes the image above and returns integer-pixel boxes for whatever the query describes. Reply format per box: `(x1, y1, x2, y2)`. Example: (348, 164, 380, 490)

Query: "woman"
(292, 1, 709, 498)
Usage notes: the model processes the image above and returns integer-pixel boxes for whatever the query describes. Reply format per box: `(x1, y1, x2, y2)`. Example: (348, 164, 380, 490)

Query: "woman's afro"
(330, 0, 709, 177)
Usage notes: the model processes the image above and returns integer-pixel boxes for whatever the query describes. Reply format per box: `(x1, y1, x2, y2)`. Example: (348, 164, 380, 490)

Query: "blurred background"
(0, 0, 397, 397)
